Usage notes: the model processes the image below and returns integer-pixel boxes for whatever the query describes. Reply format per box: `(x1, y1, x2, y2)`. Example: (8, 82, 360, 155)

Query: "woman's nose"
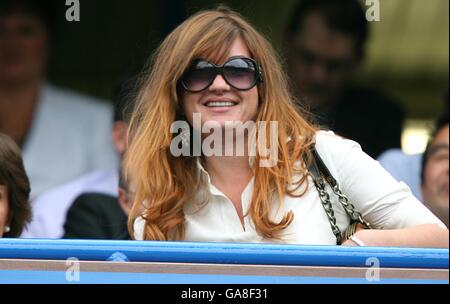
(208, 74, 231, 92)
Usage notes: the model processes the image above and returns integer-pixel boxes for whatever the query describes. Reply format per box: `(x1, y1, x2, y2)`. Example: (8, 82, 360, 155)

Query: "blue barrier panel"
(0, 238, 448, 269)
(0, 270, 447, 284)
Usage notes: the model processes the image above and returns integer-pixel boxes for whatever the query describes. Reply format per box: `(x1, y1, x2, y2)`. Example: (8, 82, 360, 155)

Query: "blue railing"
(0, 238, 448, 269)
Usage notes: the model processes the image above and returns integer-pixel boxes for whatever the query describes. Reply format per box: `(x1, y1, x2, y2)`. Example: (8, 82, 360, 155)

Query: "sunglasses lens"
(182, 58, 260, 92)
(223, 58, 257, 90)
(182, 61, 215, 92)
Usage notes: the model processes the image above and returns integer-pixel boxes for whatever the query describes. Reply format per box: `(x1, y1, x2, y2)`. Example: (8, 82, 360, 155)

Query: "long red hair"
(125, 7, 316, 241)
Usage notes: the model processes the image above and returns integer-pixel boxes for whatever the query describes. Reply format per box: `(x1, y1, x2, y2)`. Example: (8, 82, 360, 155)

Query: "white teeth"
(205, 101, 236, 107)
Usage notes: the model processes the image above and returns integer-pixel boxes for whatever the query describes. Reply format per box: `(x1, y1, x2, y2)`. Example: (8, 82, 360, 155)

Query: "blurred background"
(48, 0, 449, 154)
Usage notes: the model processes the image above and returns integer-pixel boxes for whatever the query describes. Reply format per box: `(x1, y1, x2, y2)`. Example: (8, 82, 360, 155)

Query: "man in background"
(62, 77, 139, 240)
(378, 91, 449, 202)
(284, 0, 405, 158)
(421, 114, 449, 228)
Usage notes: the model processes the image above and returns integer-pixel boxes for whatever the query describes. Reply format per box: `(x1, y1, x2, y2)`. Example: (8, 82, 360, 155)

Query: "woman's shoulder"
(313, 130, 365, 179)
(314, 130, 362, 157)
(315, 130, 360, 146)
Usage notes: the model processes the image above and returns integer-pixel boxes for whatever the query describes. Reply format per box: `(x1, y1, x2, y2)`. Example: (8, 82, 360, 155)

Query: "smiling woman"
(182, 40, 260, 129)
(125, 6, 448, 248)
(0, 133, 31, 237)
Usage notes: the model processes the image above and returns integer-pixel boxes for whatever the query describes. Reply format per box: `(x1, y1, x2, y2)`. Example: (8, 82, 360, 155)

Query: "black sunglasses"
(181, 56, 263, 93)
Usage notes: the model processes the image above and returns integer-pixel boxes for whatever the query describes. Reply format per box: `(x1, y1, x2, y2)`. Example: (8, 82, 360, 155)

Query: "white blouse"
(134, 131, 446, 244)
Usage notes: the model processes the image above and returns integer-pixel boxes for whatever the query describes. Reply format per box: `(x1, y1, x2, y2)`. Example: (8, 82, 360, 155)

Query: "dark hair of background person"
(0, 133, 32, 237)
(284, 0, 369, 60)
(114, 74, 140, 189)
(113, 74, 141, 123)
(0, 0, 58, 39)
(421, 92, 450, 182)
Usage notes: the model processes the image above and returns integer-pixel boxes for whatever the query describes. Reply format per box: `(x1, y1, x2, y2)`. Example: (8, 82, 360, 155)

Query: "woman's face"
(0, 185, 9, 237)
(182, 37, 260, 129)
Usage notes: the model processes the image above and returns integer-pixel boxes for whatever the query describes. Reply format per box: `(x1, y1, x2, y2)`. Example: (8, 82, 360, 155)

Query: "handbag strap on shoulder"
(309, 144, 372, 245)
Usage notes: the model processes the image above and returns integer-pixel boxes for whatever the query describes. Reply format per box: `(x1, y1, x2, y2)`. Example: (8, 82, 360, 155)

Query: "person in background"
(0, 0, 118, 199)
(62, 171, 135, 240)
(0, 133, 32, 238)
(421, 113, 449, 228)
(21, 76, 138, 238)
(378, 91, 449, 202)
(62, 76, 139, 240)
(283, 0, 404, 159)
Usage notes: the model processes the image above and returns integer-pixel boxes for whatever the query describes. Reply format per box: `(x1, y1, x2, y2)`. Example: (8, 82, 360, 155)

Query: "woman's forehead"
(193, 37, 253, 64)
